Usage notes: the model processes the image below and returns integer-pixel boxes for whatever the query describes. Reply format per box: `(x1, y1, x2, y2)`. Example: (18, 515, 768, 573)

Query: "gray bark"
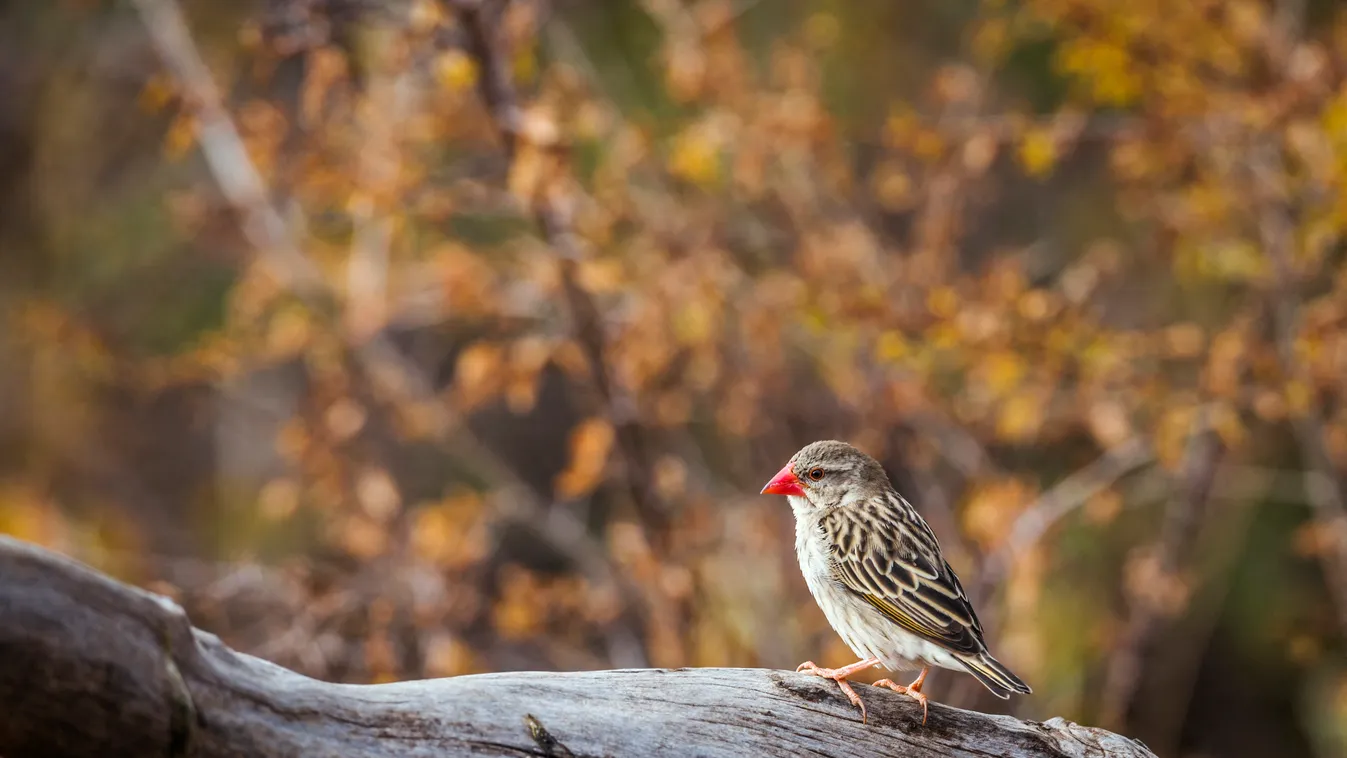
(0, 536, 1156, 758)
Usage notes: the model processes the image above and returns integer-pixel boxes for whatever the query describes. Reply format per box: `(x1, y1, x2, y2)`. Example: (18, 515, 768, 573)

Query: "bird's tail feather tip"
(958, 653, 1032, 698)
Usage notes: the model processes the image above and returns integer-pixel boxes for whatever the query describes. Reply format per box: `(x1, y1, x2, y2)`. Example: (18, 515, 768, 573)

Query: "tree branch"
(1250, 141, 1347, 635)
(455, 0, 670, 537)
(978, 436, 1155, 592)
(132, 0, 651, 668)
(1099, 408, 1224, 729)
(0, 536, 1154, 758)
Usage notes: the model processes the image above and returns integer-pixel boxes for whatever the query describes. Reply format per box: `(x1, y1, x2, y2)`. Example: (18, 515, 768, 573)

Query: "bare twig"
(1247, 0, 1347, 623)
(131, 0, 325, 296)
(896, 411, 999, 572)
(943, 437, 1153, 709)
(346, 35, 418, 340)
(1098, 409, 1224, 729)
(978, 437, 1155, 592)
(1249, 141, 1347, 634)
(454, 0, 669, 536)
(132, 0, 649, 667)
(1117, 463, 1264, 757)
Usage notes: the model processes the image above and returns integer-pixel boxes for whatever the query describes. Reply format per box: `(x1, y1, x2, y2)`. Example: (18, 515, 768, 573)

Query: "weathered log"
(0, 536, 1155, 758)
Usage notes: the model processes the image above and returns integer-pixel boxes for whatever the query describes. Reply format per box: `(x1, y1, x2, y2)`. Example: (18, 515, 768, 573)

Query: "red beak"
(761, 462, 805, 496)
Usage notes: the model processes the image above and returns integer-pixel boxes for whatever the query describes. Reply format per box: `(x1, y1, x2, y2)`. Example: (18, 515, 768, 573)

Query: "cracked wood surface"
(0, 536, 1156, 758)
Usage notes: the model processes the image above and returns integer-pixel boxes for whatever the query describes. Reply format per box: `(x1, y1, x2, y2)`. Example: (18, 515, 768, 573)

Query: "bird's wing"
(824, 492, 986, 656)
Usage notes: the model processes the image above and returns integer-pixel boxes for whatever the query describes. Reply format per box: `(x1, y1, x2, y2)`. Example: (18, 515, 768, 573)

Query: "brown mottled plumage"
(762, 440, 1030, 723)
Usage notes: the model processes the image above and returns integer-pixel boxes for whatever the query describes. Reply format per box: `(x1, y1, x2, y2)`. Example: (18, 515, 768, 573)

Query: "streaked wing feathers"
(825, 493, 986, 657)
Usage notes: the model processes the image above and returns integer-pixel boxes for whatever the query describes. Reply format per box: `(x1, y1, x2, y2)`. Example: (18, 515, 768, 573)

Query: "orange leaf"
(554, 418, 615, 497)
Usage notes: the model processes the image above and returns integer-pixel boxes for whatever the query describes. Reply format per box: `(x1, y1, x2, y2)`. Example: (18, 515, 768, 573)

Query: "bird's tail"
(957, 652, 1032, 699)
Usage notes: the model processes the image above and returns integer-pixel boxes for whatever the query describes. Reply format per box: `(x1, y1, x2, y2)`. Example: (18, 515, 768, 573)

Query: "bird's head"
(760, 440, 891, 511)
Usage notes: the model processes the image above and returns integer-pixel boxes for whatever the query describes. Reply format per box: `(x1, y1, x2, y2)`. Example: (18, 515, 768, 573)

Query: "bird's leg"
(795, 657, 881, 723)
(873, 666, 931, 725)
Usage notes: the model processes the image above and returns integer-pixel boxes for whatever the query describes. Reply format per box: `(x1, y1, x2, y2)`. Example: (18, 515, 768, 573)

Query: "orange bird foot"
(873, 666, 931, 725)
(795, 657, 880, 724)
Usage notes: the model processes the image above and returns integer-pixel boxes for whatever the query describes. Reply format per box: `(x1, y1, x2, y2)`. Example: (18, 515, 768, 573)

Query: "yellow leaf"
(409, 0, 445, 33)
(513, 47, 537, 84)
(927, 322, 961, 350)
(1286, 380, 1313, 418)
(1323, 91, 1347, 146)
(1018, 127, 1057, 177)
(555, 418, 615, 497)
(996, 394, 1043, 442)
(980, 350, 1025, 396)
(875, 330, 909, 362)
(138, 75, 175, 112)
(1058, 40, 1140, 106)
(962, 478, 1037, 551)
(339, 514, 388, 559)
(578, 258, 625, 294)
(1163, 323, 1205, 358)
(454, 342, 504, 409)
(1210, 402, 1247, 448)
(411, 506, 452, 564)
(265, 306, 313, 358)
(507, 143, 549, 200)
(913, 130, 947, 160)
(506, 376, 540, 414)
(1154, 406, 1196, 470)
(434, 50, 478, 92)
(926, 286, 960, 318)
(669, 130, 720, 185)
(971, 17, 1010, 64)
(871, 161, 914, 211)
(424, 634, 475, 677)
(1018, 290, 1053, 321)
(494, 565, 543, 639)
(804, 12, 841, 49)
(0, 485, 66, 549)
(163, 112, 198, 161)
(673, 303, 714, 346)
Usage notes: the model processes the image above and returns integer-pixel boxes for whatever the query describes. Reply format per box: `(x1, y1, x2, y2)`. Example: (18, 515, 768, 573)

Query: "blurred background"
(3, 0, 1347, 755)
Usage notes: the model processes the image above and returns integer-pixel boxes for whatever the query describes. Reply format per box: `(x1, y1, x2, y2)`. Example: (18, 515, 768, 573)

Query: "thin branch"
(1098, 408, 1224, 729)
(978, 436, 1155, 592)
(132, 0, 325, 296)
(1115, 460, 1264, 757)
(132, 0, 649, 666)
(946, 437, 1153, 709)
(1249, 141, 1347, 634)
(346, 37, 419, 340)
(455, 0, 669, 536)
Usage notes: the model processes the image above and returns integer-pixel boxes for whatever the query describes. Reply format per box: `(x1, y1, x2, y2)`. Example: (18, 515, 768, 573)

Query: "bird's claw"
(795, 660, 870, 723)
(873, 678, 930, 725)
(837, 679, 868, 723)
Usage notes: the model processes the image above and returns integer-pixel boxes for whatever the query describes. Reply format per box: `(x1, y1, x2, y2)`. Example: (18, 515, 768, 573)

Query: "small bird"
(762, 440, 1030, 724)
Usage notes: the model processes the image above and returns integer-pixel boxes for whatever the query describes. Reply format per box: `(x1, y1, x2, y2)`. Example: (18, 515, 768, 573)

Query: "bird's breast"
(793, 516, 841, 601)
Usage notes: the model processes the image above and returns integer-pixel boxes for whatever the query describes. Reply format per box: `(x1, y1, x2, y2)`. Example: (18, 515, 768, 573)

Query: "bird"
(761, 440, 1030, 724)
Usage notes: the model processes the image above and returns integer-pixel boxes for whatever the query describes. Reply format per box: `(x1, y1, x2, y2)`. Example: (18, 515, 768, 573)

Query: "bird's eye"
(808, 467, 825, 481)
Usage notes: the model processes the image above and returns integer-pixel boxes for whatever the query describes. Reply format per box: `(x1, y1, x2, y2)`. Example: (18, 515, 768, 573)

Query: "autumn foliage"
(2, 1, 1347, 756)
